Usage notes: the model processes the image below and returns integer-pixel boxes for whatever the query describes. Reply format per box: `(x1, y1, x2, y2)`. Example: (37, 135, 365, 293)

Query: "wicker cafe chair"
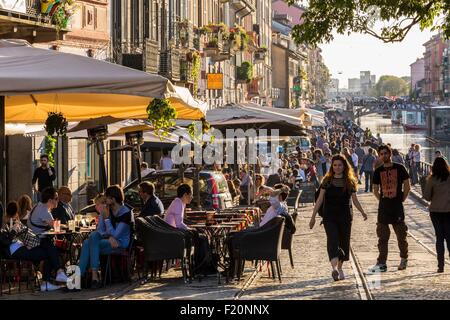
(286, 189, 302, 214)
(235, 216, 285, 282)
(143, 216, 194, 281)
(135, 217, 191, 283)
(281, 211, 298, 269)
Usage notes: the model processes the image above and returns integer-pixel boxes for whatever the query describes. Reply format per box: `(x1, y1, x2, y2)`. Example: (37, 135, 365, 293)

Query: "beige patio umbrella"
(0, 39, 206, 201)
(0, 39, 206, 123)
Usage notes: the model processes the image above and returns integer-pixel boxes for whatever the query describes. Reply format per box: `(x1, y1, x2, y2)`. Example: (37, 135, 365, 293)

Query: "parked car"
(80, 168, 233, 214)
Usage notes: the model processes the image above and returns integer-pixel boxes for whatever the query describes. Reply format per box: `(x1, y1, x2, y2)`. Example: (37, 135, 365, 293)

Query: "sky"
(320, 25, 436, 89)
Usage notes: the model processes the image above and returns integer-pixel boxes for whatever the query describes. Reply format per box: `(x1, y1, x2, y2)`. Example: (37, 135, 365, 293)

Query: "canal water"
(359, 114, 450, 164)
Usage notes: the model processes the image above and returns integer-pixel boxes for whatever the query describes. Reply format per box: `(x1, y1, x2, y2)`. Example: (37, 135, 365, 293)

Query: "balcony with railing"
(229, 0, 256, 16)
(144, 39, 160, 74)
(159, 48, 181, 82)
(0, 0, 69, 42)
(177, 20, 195, 50)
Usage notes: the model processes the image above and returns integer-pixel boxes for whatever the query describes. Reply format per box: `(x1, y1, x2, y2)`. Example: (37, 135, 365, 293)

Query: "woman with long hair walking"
(424, 157, 450, 273)
(310, 155, 368, 281)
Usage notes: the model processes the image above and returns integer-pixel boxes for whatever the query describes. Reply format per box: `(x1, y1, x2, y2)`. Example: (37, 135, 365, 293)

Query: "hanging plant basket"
(44, 135, 57, 167)
(45, 112, 68, 137)
(147, 98, 178, 140)
(187, 117, 215, 144)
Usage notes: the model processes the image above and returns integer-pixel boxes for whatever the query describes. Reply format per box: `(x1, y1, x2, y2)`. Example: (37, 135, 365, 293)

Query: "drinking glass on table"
(54, 220, 61, 233)
(75, 214, 83, 227)
(68, 220, 76, 232)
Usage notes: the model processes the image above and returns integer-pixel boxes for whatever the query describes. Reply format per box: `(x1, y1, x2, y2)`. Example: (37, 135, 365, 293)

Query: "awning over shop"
(0, 39, 207, 123)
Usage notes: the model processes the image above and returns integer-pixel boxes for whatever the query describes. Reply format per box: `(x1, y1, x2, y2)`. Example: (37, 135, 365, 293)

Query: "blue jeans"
(364, 171, 373, 192)
(411, 163, 420, 185)
(79, 231, 113, 276)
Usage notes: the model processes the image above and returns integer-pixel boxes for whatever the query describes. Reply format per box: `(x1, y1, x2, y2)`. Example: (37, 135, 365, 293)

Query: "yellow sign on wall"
(207, 73, 224, 90)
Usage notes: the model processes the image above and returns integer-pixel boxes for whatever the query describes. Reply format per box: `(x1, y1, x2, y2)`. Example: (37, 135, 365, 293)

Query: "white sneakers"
(40, 282, 61, 292)
(40, 271, 68, 292)
(338, 269, 345, 280)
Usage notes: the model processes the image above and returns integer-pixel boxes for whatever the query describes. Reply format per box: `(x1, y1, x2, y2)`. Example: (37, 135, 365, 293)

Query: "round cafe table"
(42, 226, 97, 265)
(191, 221, 243, 284)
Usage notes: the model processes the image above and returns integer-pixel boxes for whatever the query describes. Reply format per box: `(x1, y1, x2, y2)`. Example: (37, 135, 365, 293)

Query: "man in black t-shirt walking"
(370, 144, 411, 273)
(32, 154, 56, 201)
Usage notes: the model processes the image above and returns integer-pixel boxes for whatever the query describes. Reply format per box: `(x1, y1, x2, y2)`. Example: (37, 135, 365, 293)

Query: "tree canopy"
(287, 0, 450, 46)
(373, 75, 410, 97)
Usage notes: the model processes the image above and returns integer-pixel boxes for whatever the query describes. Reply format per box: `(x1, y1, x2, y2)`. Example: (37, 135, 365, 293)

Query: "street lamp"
(87, 125, 108, 193)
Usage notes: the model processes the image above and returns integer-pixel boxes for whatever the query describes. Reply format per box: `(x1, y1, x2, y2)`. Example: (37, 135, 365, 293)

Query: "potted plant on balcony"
(47, 0, 77, 32)
(236, 61, 254, 84)
(254, 46, 267, 61)
(147, 99, 178, 140)
(204, 37, 221, 56)
(240, 30, 250, 52)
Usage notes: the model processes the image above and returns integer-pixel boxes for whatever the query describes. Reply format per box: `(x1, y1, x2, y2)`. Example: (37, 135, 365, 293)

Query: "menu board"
(299, 182, 316, 204)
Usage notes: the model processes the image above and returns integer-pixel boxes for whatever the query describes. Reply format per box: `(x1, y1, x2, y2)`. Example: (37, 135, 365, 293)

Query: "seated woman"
(2, 201, 68, 292)
(78, 186, 132, 288)
(164, 184, 212, 275)
(17, 194, 32, 224)
(164, 184, 193, 230)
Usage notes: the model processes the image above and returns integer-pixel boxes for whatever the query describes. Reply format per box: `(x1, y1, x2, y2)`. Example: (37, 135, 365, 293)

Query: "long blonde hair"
(322, 154, 357, 193)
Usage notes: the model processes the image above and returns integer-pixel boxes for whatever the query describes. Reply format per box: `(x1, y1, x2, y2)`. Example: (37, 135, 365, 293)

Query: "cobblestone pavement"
(2, 188, 449, 300)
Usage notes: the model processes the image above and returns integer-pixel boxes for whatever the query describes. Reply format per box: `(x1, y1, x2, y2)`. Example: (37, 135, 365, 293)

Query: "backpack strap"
(29, 205, 52, 231)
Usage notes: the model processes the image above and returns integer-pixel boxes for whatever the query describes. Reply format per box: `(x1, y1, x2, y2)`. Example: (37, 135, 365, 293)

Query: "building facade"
(271, 1, 329, 107)
(443, 40, 450, 104)
(410, 57, 425, 98)
(423, 34, 445, 103)
(360, 71, 375, 96)
(348, 78, 361, 95)
(110, 0, 271, 108)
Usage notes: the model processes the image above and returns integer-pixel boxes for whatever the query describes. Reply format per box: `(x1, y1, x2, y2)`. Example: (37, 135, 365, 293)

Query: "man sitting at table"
(27, 187, 59, 238)
(52, 186, 75, 225)
(139, 182, 164, 217)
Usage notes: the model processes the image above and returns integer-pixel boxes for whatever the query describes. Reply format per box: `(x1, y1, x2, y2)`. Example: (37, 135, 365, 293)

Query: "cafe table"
(42, 226, 97, 265)
(190, 222, 242, 284)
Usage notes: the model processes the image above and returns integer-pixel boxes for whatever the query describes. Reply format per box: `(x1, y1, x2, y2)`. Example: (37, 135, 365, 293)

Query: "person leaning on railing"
(423, 157, 450, 273)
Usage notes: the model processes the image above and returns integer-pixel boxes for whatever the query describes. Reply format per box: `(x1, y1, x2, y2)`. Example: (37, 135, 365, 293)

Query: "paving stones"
(2, 189, 449, 300)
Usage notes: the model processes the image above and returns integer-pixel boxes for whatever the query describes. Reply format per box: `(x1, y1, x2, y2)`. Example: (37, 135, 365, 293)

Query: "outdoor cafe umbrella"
(0, 39, 206, 122)
(0, 39, 206, 202)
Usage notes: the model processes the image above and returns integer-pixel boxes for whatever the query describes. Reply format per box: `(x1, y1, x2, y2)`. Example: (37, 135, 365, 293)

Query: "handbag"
(16, 224, 41, 249)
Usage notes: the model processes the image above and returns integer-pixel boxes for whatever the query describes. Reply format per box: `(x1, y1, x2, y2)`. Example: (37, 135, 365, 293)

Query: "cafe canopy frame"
(0, 39, 206, 202)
